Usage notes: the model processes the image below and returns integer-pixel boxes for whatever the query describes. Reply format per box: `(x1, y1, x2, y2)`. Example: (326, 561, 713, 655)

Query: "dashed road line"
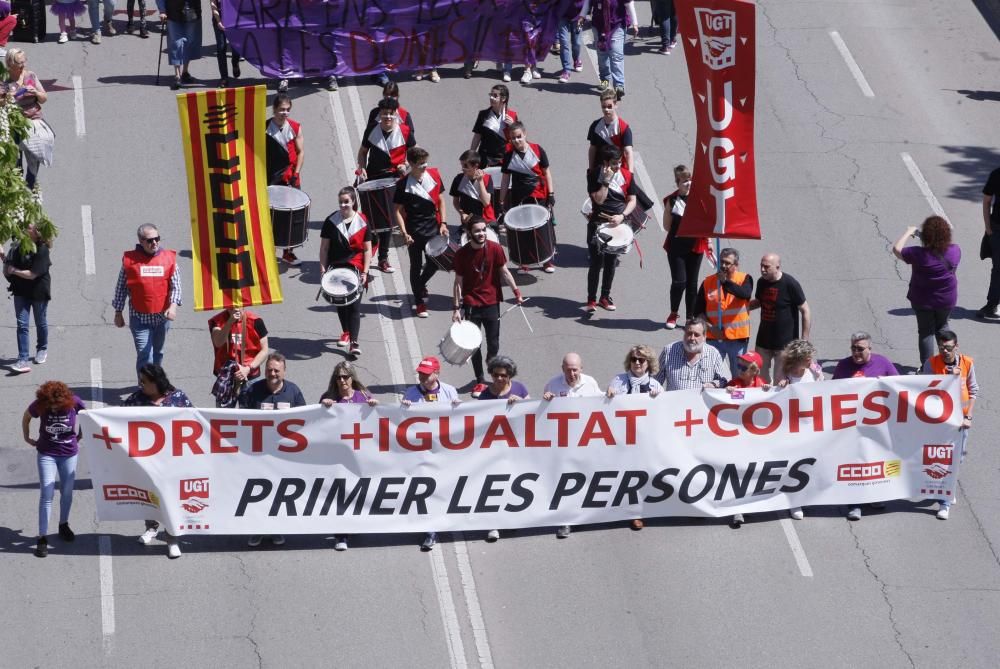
(900, 152, 948, 219)
(91, 358, 114, 651)
(73, 75, 86, 137)
(780, 518, 814, 578)
(829, 31, 875, 98)
(82, 205, 95, 275)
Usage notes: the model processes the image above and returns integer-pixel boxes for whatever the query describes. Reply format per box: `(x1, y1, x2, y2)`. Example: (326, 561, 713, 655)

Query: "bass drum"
(356, 178, 398, 233)
(503, 204, 555, 267)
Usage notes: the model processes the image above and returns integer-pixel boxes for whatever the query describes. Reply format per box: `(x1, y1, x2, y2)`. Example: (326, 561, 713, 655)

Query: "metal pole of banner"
(714, 236, 724, 341)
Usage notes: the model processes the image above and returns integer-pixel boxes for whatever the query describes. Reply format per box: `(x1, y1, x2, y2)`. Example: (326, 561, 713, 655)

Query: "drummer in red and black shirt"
(394, 147, 448, 319)
(585, 145, 637, 312)
(453, 217, 523, 393)
(470, 84, 518, 167)
(587, 89, 634, 171)
(320, 187, 373, 357)
(356, 97, 415, 274)
(364, 81, 416, 139)
(265, 94, 305, 266)
(450, 150, 496, 235)
(498, 121, 556, 273)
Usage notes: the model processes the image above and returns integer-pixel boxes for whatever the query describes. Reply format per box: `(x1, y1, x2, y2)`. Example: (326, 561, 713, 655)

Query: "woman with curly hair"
(22, 380, 85, 558)
(893, 215, 960, 366)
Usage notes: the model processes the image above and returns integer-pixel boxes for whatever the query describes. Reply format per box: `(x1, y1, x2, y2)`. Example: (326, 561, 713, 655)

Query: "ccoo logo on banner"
(676, 0, 760, 239)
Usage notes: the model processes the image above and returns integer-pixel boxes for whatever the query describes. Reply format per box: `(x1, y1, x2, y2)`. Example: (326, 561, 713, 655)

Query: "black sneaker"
(615, 87, 625, 101)
(977, 305, 1000, 320)
(58, 522, 75, 542)
(35, 537, 48, 558)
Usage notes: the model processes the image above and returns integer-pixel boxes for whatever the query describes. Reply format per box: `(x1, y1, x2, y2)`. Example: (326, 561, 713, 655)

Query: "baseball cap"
(416, 356, 440, 374)
(738, 351, 763, 367)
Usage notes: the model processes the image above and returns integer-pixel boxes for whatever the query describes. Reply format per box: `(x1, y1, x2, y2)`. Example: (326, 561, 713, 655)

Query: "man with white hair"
(655, 317, 730, 391)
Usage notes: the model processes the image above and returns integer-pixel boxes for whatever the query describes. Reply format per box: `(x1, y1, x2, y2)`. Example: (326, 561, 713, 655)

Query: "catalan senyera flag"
(177, 85, 283, 311)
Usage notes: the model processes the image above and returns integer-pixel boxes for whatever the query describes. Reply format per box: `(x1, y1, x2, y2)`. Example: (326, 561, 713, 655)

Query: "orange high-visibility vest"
(703, 272, 751, 340)
(929, 353, 974, 412)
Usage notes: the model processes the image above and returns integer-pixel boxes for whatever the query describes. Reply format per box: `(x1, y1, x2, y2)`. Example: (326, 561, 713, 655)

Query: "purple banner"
(221, 0, 582, 78)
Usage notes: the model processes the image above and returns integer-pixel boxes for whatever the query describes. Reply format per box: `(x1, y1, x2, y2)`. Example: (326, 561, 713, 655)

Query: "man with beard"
(655, 316, 729, 391)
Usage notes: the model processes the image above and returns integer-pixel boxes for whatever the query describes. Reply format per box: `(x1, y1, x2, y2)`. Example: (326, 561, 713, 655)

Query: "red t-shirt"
(453, 240, 508, 307)
(726, 376, 766, 388)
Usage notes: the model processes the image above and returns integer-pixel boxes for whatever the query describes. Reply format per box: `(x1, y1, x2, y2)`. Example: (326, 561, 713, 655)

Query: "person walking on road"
(663, 165, 709, 330)
(591, 0, 638, 100)
(4, 223, 52, 374)
(694, 248, 753, 374)
(112, 224, 181, 379)
(748, 253, 811, 383)
(23, 380, 85, 558)
(978, 165, 1000, 320)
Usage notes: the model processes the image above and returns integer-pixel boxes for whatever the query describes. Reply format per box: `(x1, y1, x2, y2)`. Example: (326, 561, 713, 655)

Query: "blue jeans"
(14, 296, 48, 363)
(88, 0, 115, 30)
(595, 26, 625, 88)
(558, 19, 582, 72)
(709, 339, 748, 376)
(37, 453, 77, 536)
(129, 317, 170, 375)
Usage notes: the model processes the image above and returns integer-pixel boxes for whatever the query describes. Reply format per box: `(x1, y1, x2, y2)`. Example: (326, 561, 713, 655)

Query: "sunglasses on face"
(141, 236, 161, 243)
(334, 375, 351, 380)
(630, 357, 647, 364)
(938, 344, 956, 351)
(850, 345, 869, 352)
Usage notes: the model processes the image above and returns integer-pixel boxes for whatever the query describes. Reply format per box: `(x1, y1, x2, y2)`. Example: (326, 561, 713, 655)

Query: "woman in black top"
(4, 224, 52, 374)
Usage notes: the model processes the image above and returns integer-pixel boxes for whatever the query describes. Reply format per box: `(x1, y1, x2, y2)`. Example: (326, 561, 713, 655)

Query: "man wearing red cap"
(401, 355, 460, 550)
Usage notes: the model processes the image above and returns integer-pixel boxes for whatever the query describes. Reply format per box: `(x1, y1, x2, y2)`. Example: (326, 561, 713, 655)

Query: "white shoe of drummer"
(138, 527, 159, 544)
(789, 507, 804, 520)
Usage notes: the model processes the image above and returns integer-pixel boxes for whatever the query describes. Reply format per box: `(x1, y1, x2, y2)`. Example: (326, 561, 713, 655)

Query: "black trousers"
(376, 229, 392, 263)
(336, 300, 362, 343)
(667, 249, 703, 317)
(463, 303, 501, 381)
(587, 221, 617, 301)
(408, 234, 439, 304)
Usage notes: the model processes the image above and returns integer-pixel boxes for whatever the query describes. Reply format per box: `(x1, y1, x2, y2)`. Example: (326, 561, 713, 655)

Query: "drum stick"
(499, 297, 528, 319)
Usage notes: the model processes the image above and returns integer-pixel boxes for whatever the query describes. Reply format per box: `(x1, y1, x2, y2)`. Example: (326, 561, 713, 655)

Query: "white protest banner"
(79, 376, 963, 535)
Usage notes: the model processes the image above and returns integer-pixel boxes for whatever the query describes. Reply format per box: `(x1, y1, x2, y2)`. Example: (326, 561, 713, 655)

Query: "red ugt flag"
(676, 0, 760, 239)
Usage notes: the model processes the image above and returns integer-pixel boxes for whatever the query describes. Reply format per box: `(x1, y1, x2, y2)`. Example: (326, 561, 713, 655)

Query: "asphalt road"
(2, 1, 999, 667)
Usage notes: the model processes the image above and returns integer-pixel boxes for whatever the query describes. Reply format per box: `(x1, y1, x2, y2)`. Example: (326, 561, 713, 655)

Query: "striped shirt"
(655, 341, 729, 391)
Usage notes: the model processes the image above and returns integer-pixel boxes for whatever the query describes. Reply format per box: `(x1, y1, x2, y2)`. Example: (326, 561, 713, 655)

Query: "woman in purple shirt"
(22, 380, 85, 558)
(893, 216, 960, 366)
(320, 361, 378, 551)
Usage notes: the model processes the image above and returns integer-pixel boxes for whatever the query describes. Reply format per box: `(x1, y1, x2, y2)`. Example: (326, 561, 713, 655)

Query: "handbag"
(181, 0, 199, 22)
(19, 118, 54, 167)
(981, 233, 991, 261)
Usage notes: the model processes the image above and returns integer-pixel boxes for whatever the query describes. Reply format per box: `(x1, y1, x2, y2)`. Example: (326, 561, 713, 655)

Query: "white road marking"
(73, 75, 86, 137)
(337, 87, 480, 668)
(82, 205, 95, 276)
(92, 358, 114, 650)
(453, 534, 495, 669)
(900, 152, 948, 219)
(829, 31, 875, 98)
(633, 153, 664, 231)
(779, 518, 814, 578)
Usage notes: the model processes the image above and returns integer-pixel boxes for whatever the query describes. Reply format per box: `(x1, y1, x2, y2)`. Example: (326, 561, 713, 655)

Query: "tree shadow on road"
(939, 145, 1000, 202)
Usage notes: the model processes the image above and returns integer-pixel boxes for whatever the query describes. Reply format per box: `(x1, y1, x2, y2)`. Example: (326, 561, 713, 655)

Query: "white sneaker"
(556, 525, 571, 538)
(731, 513, 745, 526)
(486, 529, 500, 542)
(58, 32, 68, 43)
(531, 69, 541, 79)
(847, 507, 862, 521)
(789, 507, 804, 520)
(138, 527, 159, 544)
(502, 72, 511, 82)
(937, 504, 950, 520)
(167, 542, 182, 559)
(11, 359, 31, 374)
(35, 349, 47, 364)
(333, 536, 348, 551)
(519, 69, 532, 84)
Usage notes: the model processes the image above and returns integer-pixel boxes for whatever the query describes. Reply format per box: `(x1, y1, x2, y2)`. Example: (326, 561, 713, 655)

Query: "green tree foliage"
(0, 62, 57, 252)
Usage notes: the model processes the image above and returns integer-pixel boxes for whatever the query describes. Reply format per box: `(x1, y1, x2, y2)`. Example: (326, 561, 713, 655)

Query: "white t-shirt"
(544, 373, 602, 397)
(786, 367, 821, 384)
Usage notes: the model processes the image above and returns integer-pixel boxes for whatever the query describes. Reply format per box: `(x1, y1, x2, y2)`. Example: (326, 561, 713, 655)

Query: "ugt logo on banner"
(676, 0, 759, 239)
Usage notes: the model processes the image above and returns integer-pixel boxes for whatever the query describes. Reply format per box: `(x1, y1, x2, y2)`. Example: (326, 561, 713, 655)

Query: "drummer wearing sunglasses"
(585, 144, 637, 313)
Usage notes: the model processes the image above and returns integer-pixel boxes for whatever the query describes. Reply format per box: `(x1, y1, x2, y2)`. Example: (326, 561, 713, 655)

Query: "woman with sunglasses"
(606, 344, 662, 530)
(320, 361, 378, 551)
(476, 355, 529, 542)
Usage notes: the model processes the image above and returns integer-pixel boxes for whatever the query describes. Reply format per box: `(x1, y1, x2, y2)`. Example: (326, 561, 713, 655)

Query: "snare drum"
(460, 226, 499, 246)
(594, 224, 635, 255)
(503, 204, 555, 267)
(268, 186, 310, 248)
(439, 320, 483, 366)
(320, 267, 362, 307)
(580, 197, 649, 235)
(357, 178, 397, 233)
(426, 235, 459, 272)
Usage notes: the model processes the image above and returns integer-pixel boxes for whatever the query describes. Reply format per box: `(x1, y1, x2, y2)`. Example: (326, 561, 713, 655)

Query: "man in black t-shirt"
(978, 166, 1000, 320)
(749, 253, 811, 383)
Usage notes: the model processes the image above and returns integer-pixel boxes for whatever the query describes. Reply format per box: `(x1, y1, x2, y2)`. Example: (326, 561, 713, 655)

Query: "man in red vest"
(112, 224, 181, 378)
(208, 306, 270, 405)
